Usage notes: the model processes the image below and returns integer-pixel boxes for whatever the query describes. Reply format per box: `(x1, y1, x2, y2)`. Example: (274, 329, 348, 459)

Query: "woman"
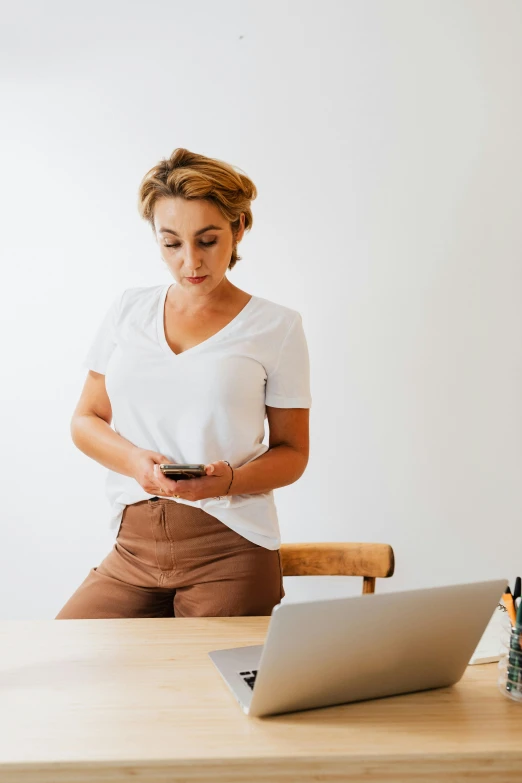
(56, 147, 312, 619)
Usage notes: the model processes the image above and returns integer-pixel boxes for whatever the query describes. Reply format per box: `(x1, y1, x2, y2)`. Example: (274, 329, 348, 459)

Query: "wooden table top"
(1, 617, 522, 782)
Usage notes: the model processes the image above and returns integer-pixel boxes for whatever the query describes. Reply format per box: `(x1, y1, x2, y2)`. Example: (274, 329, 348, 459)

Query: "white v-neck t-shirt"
(81, 283, 312, 549)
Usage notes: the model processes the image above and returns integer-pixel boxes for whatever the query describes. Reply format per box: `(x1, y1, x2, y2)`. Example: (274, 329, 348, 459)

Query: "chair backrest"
(279, 542, 395, 594)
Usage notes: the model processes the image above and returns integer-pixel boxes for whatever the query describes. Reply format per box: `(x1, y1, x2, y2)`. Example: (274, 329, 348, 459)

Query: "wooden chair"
(279, 542, 395, 594)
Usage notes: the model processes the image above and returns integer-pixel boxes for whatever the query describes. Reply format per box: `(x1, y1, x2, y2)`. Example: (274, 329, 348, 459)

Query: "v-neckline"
(157, 283, 257, 359)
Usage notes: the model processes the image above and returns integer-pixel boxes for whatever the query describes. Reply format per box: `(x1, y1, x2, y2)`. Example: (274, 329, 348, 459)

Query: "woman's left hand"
(152, 461, 233, 502)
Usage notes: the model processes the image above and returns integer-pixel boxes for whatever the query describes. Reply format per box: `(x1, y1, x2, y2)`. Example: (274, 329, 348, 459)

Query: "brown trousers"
(55, 497, 285, 619)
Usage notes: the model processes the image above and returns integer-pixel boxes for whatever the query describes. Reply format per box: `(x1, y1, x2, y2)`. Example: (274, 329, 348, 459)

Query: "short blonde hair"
(137, 148, 257, 270)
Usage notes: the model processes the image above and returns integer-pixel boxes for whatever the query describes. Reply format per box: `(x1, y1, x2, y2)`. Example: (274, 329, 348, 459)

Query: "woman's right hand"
(129, 448, 176, 496)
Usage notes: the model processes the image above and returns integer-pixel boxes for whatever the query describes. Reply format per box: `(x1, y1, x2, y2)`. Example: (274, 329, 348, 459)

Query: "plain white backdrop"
(1, 0, 521, 619)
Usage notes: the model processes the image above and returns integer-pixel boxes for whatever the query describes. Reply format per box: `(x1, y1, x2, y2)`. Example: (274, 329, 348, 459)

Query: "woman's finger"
(153, 465, 178, 487)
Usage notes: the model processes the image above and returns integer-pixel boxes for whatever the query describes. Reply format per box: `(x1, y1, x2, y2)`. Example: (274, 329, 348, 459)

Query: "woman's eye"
(164, 240, 217, 249)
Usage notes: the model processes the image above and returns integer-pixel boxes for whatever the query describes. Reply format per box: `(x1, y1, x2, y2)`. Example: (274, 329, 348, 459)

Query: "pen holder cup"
(497, 625, 522, 703)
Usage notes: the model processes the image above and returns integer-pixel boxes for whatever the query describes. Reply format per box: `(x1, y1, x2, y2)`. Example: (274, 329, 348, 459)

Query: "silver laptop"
(208, 578, 507, 717)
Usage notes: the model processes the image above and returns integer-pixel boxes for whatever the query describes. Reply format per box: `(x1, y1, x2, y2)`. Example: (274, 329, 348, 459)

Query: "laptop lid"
(232, 578, 507, 717)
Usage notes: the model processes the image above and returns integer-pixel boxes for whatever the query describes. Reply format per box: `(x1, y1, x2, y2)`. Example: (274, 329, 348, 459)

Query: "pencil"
(503, 592, 517, 626)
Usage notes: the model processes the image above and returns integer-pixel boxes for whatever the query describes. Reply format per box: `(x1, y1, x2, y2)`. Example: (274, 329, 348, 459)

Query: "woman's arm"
(229, 407, 309, 495)
(70, 370, 139, 475)
(71, 413, 139, 476)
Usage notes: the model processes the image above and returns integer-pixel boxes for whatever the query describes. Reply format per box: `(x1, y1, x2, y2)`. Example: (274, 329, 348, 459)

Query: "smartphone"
(159, 463, 206, 480)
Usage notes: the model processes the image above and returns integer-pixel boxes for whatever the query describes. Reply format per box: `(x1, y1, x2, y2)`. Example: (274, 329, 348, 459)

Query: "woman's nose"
(184, 246, 202, 270)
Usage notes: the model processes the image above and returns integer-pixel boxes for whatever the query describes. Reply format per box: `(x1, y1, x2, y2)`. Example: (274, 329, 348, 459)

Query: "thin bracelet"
(214, 460, 234, 500)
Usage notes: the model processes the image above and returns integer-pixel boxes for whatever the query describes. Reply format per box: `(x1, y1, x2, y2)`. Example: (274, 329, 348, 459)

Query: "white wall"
(1, 0, 520, 619)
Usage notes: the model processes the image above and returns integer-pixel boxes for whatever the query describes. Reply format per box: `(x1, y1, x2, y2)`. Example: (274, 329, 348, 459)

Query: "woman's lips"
(186, 276, 207, 284)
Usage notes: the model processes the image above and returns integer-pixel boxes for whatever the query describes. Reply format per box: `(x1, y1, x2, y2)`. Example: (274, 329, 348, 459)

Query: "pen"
(513, 595, 522, 691)
(504, 590, 521, 694)
(513, 576, 521, 605)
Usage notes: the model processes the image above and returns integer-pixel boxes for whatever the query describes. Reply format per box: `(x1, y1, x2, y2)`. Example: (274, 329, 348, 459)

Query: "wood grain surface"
(1, 617, 521, 782)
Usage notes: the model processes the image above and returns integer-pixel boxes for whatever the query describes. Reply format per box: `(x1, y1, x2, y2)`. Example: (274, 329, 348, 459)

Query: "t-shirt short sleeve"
(82, 290, 125, 374)
(265, 313, 312, 408)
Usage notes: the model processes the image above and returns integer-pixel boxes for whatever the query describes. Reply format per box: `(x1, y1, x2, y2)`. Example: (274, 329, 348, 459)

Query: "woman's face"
(153, 196, 244, 294)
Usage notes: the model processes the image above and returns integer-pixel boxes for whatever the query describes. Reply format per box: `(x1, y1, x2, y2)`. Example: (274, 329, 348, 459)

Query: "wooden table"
(1, 617, 521, 782)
